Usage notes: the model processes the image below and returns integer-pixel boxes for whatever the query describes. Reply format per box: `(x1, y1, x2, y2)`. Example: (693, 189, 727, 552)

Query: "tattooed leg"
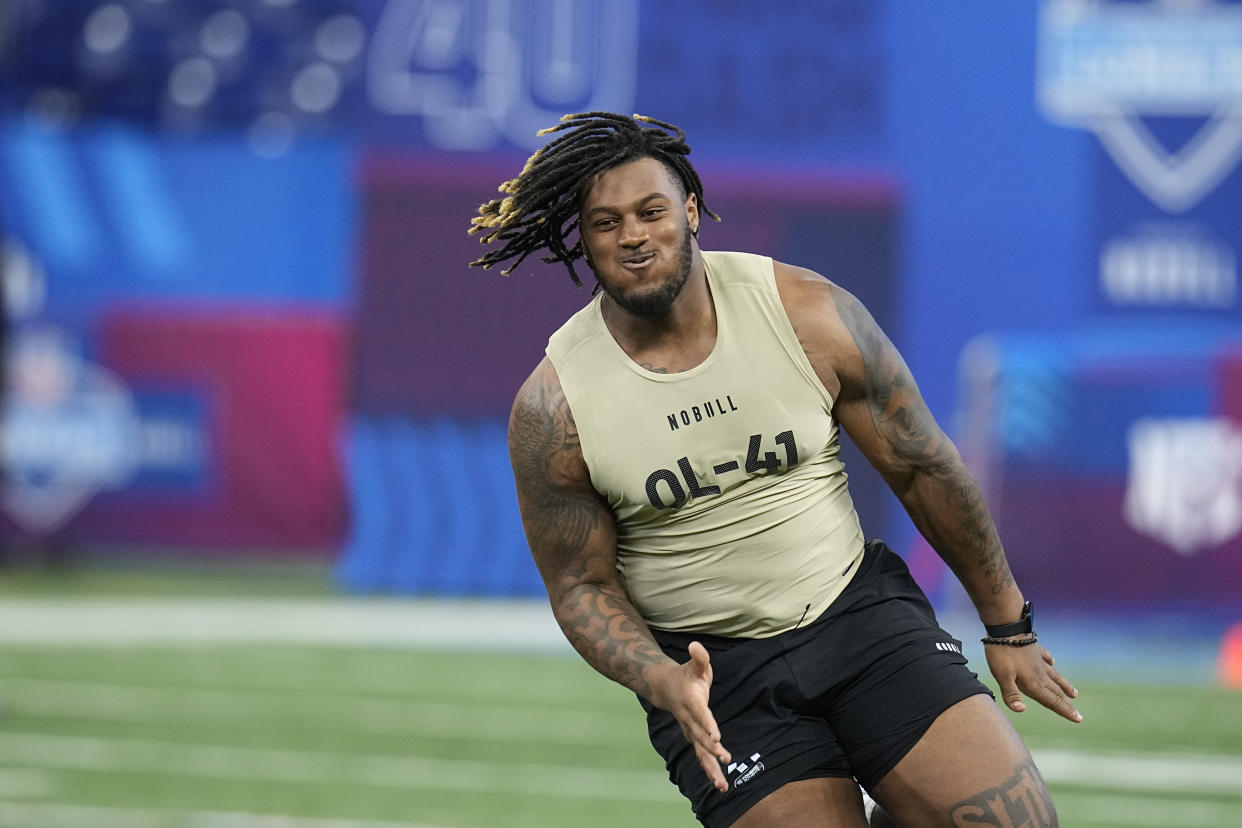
(948, 758, 1056, 828)
(868, 696, 1057, 828)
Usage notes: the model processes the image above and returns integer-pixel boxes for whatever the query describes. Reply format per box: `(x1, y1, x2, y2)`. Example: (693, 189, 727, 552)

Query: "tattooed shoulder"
(828, 284, 898, 386)
(509, 360, 585, 485)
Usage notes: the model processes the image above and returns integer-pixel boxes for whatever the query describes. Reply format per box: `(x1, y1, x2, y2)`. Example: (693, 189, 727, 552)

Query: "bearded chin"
(597, 225, 695, 317)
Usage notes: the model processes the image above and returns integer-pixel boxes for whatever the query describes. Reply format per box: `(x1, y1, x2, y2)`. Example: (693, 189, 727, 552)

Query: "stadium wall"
(0, 1, 1239, 613)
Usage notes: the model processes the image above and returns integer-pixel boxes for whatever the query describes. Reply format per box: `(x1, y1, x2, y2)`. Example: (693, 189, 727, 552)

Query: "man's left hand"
(985, 643, 1082, 723)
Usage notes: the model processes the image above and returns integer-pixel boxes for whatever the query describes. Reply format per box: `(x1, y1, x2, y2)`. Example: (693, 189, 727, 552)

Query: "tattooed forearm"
(910, 466, 1015, 597)
(948, 758, 1057, 827)
(555, 583, 673, 697)
(833, 287, 1015, 602)
(509, 364, 672, 698)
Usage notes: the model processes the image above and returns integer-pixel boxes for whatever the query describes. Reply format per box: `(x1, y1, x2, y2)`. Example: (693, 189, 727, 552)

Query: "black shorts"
(640, 540, 992, 828)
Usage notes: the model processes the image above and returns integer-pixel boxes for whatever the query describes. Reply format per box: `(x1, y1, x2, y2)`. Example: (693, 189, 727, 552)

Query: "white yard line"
(1049, 791, 1242, 827)
(10, 676, 1241, 793)
(0, 676, 636, 746)
(0, 768, 56, 799)
(0, 802, 450, 828)
(1, 729, 1239, 802)
(0, 597, 570, 650)
(0, 792, 1236, 828)
(0, 732, 680, 804)
(0, 597, 1222, 684)
(1032, 748, 1242, 795)
(0, 780, 1235, 828)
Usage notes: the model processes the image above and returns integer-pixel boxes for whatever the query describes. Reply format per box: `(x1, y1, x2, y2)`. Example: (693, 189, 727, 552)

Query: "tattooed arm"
(774, 263, 1081, 723)
(508, 358, 734, 788)
(774, 264, 1017, 620)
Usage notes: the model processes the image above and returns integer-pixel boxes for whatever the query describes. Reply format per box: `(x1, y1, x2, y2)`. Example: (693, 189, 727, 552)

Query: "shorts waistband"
(649, 539, 888, 655)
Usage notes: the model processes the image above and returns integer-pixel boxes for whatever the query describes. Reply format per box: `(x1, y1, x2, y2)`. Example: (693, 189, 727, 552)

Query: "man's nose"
(619, 216, 648, 247)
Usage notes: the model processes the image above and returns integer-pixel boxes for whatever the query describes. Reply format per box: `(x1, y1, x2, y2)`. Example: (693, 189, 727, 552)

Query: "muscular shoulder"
(771, 260, 871, 402)
(509, 357, 594, 493)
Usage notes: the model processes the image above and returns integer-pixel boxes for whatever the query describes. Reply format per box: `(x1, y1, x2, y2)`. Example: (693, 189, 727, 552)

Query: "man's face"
(579, 157, 699, 318)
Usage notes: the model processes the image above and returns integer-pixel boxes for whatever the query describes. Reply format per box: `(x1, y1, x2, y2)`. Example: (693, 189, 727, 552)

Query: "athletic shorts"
(639, 539, 993, 828)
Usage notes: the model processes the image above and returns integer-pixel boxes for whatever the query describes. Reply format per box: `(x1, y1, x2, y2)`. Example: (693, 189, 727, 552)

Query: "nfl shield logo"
(1, 327, 140, 535)
(1038, 0, 1242, 213)
(1124, 417, 1242, 554)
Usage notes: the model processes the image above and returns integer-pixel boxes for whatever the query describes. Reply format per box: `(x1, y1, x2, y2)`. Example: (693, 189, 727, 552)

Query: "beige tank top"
(546, 251, 864, 637)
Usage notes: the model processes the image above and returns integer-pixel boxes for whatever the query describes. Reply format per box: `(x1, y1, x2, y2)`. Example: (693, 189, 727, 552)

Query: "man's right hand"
(651, 641, 732, 792)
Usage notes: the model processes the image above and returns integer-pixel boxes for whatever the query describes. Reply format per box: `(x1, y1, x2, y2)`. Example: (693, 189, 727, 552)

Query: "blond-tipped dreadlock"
(468, 111, 719, 286)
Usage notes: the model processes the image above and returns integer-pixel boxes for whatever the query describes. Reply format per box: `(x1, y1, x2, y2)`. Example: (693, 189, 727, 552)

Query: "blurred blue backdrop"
(1, 0, 1240, 621)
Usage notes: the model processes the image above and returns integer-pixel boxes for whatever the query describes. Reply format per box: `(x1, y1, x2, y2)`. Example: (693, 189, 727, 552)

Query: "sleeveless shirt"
(545, 251, 865, 638)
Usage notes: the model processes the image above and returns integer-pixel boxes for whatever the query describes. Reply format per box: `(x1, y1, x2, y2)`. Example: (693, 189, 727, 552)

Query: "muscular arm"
(509, 358, 734, 785)
(777, 263, 1080, 723)
(831, 294, 1019, 622)
(508, 358, 670, 692)
(775, 265, 1019, 623)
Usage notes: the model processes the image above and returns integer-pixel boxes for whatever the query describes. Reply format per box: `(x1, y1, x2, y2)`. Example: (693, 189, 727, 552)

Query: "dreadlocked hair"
(468, 111, 719, 286)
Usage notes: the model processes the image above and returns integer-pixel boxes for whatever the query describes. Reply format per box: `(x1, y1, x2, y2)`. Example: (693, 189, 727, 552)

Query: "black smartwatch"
(984, 601, 1033, 638)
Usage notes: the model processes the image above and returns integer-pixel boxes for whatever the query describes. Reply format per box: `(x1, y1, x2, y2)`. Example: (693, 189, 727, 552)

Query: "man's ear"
(685, 192, 700, 236)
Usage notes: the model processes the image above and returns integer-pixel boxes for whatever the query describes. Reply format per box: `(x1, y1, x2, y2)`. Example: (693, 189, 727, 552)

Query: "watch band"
(984, 601, 1033, 638)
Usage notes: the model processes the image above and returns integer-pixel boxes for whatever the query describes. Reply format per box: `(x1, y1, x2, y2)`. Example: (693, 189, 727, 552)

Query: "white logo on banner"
(1037, 0, 1242, 214)
(1124, 417, 1242, 554)
(366, 0, 638, 149)
(1, 326, 141, 535)
(1098, 229, 1237, 308)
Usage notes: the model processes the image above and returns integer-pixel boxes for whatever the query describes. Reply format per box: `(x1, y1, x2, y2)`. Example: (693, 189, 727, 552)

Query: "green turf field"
(0, 642, 1239, 828)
